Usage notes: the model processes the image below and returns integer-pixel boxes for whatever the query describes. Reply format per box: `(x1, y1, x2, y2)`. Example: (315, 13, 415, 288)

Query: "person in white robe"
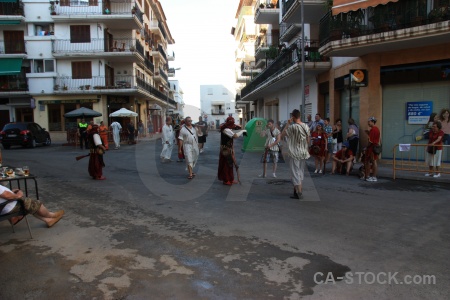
(160, 116, 175, 162)
(178, 117, 199, 179)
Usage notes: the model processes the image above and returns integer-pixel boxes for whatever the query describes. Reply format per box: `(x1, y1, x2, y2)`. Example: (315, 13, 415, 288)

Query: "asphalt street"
(0, 131, 449, 300)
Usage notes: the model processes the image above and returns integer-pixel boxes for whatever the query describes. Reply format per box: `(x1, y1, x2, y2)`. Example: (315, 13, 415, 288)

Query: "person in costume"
(178, 117, 199, 179)
(88, 124, 107, 180)
(217, 116, 246, 185)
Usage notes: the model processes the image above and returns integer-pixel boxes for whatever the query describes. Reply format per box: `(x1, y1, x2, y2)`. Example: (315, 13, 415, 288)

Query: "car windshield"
(3, 123, 28, 131)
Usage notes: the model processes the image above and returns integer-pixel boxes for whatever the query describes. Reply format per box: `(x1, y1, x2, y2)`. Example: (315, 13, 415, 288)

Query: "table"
(0, 167, 39, 200)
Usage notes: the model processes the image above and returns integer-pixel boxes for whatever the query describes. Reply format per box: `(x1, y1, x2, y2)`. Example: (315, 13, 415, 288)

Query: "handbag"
(427, 145, 437, 154)
(310, 145, 320, 155)
(373, 144, 382, 155)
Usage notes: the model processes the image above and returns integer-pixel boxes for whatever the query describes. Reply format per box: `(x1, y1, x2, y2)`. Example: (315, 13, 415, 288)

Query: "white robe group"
(161, 124, 174, 160)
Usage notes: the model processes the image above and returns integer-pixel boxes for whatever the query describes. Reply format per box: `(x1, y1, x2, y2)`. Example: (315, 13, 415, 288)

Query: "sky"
(159, 0, 238, 108)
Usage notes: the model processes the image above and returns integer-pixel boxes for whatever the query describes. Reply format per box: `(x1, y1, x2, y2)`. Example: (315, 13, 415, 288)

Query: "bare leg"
(372, 160, 378, 177)
(272, 163, 277, 174)
(263, 162, 267, 177)
(32, 204, 64, 227)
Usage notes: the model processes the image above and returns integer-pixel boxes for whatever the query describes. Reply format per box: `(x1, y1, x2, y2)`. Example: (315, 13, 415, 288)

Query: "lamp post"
(300, 0, 306, 121)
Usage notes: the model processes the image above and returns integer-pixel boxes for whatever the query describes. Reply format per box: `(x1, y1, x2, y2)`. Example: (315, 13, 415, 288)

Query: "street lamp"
(300, 0, 306, 121)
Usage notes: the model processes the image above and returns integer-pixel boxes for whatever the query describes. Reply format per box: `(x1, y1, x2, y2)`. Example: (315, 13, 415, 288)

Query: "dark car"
(0, 122, 51, 149)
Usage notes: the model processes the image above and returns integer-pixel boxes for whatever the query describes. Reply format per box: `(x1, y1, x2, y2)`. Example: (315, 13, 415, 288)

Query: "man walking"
(195, 116, 208, 153)
(281, 109, 310, 199)
(110, 119, 122, 149)
(178, 117, 199, 179)
(161, 116, 174, 162)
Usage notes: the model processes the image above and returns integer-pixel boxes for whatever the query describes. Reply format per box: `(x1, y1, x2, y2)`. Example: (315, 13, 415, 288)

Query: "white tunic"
(178, 125, 199, 168)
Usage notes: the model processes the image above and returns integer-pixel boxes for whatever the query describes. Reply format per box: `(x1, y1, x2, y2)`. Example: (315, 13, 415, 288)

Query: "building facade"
(200, 85, 237, 129)
(0, 0, 181, 139)
(235, 0, 450, 159)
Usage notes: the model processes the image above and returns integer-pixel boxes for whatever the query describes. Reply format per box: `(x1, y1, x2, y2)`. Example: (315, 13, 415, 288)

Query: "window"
(32, 59, 55, 73)
(70, 25, 90, 43)
(222, 88, 228, 95)
(207, 88, 213, 95)
(226, 103, 231, 110)
(72, 61, 92, 79)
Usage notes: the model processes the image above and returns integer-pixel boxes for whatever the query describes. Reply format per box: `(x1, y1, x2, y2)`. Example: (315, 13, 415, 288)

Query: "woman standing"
(99, 121, 109, 150)
(309, 123, 327, 174)
(346, 118, 359, 161)
(332, 118, 343, 154)
(425, 121, 444, 178)
(439, 108, 450, 145)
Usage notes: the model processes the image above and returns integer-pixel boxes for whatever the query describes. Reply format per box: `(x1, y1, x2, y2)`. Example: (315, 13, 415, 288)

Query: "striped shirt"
(286, 122, 310, 160)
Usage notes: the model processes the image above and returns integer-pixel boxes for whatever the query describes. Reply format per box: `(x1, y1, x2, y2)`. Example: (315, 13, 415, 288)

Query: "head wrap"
(220, 116, 237, 131)
(368, 116, 377, 122)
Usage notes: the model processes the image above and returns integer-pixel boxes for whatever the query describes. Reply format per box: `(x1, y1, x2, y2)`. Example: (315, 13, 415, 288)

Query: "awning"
(0, 21, 21, 25)
(0, 58, 23, 75)
(332, 0, 399, 15)
(0, 0, 18, 2)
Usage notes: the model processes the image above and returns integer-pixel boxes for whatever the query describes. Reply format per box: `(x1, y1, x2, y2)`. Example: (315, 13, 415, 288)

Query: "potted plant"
(259, 3, 265, 9)
(85, 85, 91, 90)
(53, 84, 60, 91)
(49, 1, 57, 15)
(63, 84, 68, 91)
(131, 5, 137, 14)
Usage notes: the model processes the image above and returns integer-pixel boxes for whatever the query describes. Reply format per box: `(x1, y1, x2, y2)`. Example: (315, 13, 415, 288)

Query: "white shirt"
(0, 185, 17, 215)
(286, 123, 310, 160)
(111, 122, 122, 133)
(162, 124, 174, 144)
(93, 133, 102, 146)
(178, 125, 198, 145)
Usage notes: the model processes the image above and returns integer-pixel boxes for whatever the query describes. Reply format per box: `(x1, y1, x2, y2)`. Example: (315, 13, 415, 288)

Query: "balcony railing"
(282, 0, 295, 16)
(155, 68, 168, 82)
(241, 40, 329, 98)
(53, 75, 135, 91)
(0, 76, 28, 92)
(0, 1, 24, 17)
(144, 58, 155, 73)
(0, 39, 26, 54)
(136, 77, 176, 105)
(211, 109, 225, 115)
(157, 44, 167, 62)
(52, 38, 138, 53)
(319, 0, 450, 47)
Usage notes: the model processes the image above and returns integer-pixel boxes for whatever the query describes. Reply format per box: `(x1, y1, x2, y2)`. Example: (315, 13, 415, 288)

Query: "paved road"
(1, 132, 449, 299)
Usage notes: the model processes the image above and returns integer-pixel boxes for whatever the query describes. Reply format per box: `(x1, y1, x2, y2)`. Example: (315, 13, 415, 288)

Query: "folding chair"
(0, 202, 33, 239)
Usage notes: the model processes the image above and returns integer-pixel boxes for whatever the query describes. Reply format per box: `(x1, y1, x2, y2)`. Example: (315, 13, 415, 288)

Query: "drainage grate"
(267, 179, 291, 185)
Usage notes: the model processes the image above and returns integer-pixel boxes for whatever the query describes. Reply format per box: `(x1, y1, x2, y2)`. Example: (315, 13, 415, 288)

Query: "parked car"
(0, 122, 51, 149)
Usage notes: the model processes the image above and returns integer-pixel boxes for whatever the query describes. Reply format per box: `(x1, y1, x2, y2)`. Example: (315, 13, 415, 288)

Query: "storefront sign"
(406, 101, 433, 124)
(38, 99, 99, 104)
(350, 69, 368, 87)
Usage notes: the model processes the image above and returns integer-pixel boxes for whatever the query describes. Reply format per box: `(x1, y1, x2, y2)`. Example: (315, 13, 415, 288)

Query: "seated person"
(0, 186, 64, 228)
(331, 142, 354, 175)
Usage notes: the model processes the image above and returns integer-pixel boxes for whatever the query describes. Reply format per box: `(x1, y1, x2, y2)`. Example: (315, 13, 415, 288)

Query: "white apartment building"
(168, 79, 184, 121)
(233, 0, 330, 125)
(0, 0, 182, 138)
(200, 85, 238, 129)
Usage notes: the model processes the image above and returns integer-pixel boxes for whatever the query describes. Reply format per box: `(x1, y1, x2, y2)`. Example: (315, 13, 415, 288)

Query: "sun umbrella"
(64, 107, 102, 118)
(109, 108, 138, 117)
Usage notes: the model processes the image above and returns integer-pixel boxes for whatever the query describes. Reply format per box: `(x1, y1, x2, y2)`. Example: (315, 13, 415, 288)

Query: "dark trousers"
(348, 137, 359, 157)
(79, 132, 88, 149)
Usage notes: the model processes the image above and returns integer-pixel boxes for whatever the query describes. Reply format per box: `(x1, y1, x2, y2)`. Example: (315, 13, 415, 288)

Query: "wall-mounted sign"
(406, 101, 433, 124)
(350, 69, 368, 87)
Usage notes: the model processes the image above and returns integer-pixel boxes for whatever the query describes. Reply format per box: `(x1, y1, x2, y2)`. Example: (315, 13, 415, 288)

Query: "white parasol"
(109, 108, 138, 117)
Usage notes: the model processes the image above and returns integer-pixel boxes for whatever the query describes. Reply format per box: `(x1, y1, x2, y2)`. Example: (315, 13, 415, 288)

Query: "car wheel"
(44, 137, 52, 146)
(2, 143, 11, 149)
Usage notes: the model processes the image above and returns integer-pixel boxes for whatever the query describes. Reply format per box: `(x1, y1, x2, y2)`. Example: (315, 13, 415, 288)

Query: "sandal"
(192, 173, 196, 177)
(187, 175, 194, 179)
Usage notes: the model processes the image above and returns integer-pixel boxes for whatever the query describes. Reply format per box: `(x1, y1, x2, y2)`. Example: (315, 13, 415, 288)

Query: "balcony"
(319, 1, 450, 57)
(51, 0, 143, 29)
(144, 58, 155, 74)
(241, 41, 331, 100)
(282, 0, 327, 24)
(255, 0, 280, 24)
(0, 0, 25, 24)
(211, 109, 225, 115)
(52, 75, 136, 93)
(0, 76, 28, 94)
(255, 33, 279, 60)
(241, 61, 262, 76)
(154, 67, 168, 83)
(136, 77, 176, 107)
(149, 19, 168, 41)
(280, 23, 302, 42)
(52, 38, 144, 62)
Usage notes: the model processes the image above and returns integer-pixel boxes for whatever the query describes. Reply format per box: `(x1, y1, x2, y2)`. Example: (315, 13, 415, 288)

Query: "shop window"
(72, 61, 92, 79)
(48, 104, 62, 131)
(70, 25, 90, 43)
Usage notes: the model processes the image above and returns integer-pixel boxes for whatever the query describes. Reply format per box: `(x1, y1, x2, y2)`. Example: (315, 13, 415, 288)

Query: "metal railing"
(135, 77, 176, 105)
(144, 58, 155, 73)
(52, 38, 138, 53)
(282, 0, 295, 16)
(211, 110, 225, 115)
(392, 143, 449, 179)
(54, 75, 135, 91)
(0, 40, 26, 54)
(0, 77, 28, 92)
(319, 0, 450, 47)
(157, 44, 167, 62)
(242, 38, 328, 98)
(0, 1, 24, 16)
